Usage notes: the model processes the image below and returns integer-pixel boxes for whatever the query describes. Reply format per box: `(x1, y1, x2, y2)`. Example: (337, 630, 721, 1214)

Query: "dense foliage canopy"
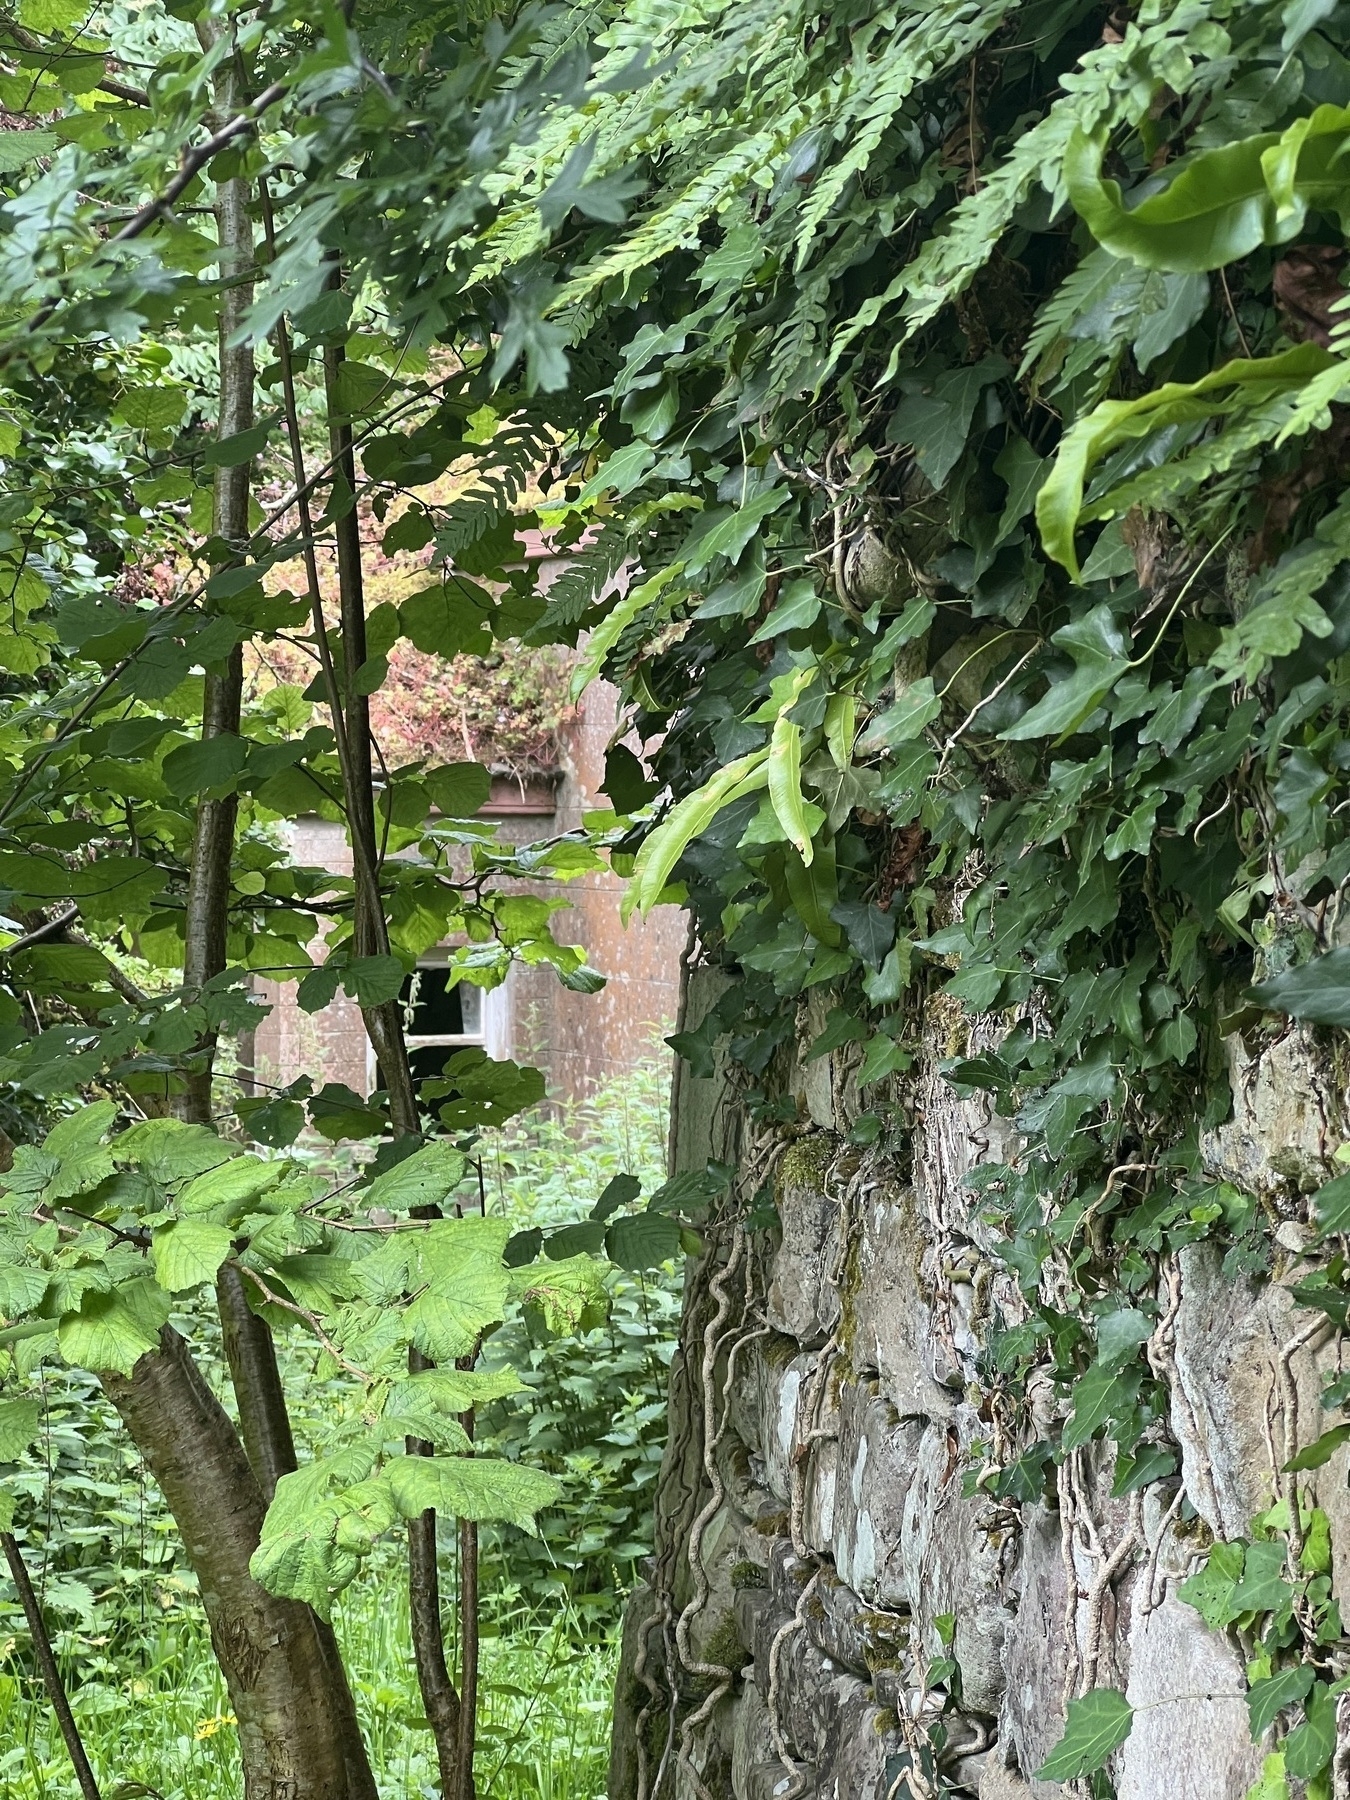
(2, 0, 1350, 1790)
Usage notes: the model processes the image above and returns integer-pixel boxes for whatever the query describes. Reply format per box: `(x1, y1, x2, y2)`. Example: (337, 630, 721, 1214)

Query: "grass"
(0, 1574, 615, 1800)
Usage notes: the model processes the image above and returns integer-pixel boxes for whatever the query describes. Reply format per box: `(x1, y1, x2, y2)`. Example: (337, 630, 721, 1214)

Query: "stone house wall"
(609, 966, 1350, 1800)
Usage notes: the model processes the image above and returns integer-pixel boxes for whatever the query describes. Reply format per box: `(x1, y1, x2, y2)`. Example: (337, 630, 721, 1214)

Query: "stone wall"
(609, 967, 1350, 1800)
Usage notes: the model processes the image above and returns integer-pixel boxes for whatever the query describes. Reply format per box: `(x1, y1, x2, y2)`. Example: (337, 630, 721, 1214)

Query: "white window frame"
(367, 953, 510, 1089)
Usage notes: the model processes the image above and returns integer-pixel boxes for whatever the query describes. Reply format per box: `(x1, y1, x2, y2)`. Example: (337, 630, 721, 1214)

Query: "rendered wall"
(609, 965, 1350, 1800)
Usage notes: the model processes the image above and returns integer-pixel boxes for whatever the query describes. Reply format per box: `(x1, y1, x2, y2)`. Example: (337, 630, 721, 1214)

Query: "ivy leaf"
(1283, 1681, 1337, 1779)
(1246, 1664, 1315, 1739)
(747, 578, 821, 644)
(1244, 1753, 1291, 1800)
(680, 489, 788, 577)
(890, 355, 1009, 487)
(1096, 1307, 1152, 1369)
(1178, 1540, 1246, 1628)
(1002, 606, 1129, 742)
(0, 1395, 40, 1461)
(1231, 1540, 1296, 1617)
(1035, 1688, 1134, 1780)
(1251, 947, 1350, 1028)
(1061, 1364, 1142, 1451)
(1111, 1443, 1177, 1496)
(828, 902, 896, 970)
(151, 1219, 233, 1292)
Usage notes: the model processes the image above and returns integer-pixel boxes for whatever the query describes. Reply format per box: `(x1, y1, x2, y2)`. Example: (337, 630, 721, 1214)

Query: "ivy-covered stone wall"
(610, 966, 1350, 1800)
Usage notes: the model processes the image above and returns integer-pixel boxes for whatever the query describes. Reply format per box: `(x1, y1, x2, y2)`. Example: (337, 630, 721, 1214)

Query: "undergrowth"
(0, 1056, 677, 1795)
(0, 1576, 615, 1800)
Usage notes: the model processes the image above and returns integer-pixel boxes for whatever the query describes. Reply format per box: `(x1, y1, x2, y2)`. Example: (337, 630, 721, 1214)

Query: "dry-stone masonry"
(607, 966, 1350, 1799)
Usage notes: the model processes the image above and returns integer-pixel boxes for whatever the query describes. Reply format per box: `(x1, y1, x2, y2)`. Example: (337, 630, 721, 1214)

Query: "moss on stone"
(777, 1132, 836, 1197)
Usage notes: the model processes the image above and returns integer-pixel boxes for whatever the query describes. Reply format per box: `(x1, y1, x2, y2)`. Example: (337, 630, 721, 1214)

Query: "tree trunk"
(218, 1265, 380, 1800)
(104, 1329, 360, 1800)
(319, 330, 471, 1797)
(323, 337, 420, 1142)
(181, 69, 252, 1124)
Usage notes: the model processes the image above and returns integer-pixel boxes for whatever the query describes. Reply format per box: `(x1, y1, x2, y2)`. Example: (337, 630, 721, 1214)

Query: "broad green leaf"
(823, 692, 856, 771)
(0, 131, 58, 174)
(250, 1504, 358, 1619)
(1036, 1688, 1134, 1780)
(605, 1211, 681, 1269)
(1178, 1540, 1247, 1629)
(386, 1368, 523, 1428)
(425, 762, 491, 818)
(58, 1288, 163, 1375)
(1252, 948, 1350, 1028)
(0, 1263, 50, 1315)
(116, 1120, 236, 1184)
(515, 1252, 608, 1330)
(151, 1219, 232, 1293)
(890, 355, 1009, 486)
(384, 1453, 561, 1530)
(406, 1266, 510, 1360)
(178, 1156, 285, 1218)
(43, 1100, 118, 1199)
(342, 956, 406, 1008)
(363, 1140, 467, 1213)
(162, 734, 250, 799)
(0, 1395, 40, 1461)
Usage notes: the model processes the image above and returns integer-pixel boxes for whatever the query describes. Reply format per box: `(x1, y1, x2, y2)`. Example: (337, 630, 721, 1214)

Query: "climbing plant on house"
(414, 0, 1350, 1791)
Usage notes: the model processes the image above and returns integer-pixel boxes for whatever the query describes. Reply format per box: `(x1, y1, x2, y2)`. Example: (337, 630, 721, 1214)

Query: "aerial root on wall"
(637, 1120, 789, 1800)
